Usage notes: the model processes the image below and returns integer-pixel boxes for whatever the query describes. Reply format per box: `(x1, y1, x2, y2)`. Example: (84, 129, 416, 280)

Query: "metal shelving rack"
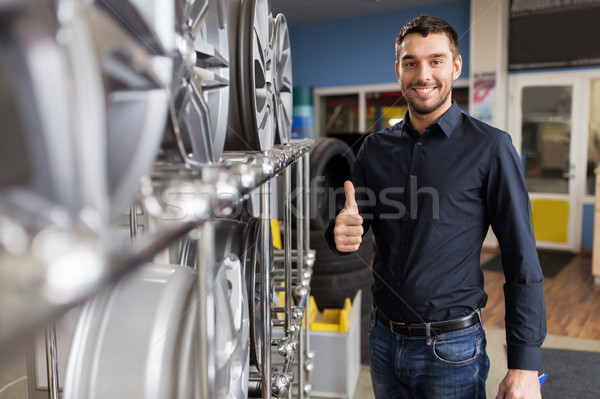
(1, 139, 315, 399)
(2, 0, 308, 396)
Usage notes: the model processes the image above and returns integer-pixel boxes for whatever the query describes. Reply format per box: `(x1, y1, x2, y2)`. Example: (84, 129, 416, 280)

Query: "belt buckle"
(387, 321, 397, 333)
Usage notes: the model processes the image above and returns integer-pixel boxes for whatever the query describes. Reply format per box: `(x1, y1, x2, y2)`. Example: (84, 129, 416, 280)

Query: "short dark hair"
(395, 14, 459, 61)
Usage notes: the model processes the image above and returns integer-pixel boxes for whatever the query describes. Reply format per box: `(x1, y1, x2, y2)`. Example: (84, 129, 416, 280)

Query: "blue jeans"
(369, 310, 490, 399)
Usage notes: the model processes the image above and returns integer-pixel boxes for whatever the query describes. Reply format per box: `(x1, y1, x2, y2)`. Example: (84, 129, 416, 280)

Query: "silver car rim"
(63, 264, 198, 399)
(84, 0, 173, 221)
(170, 0, 230, 165)
(273, 13, 293, 144)
(242, 219, 262, 370)
(239, 0, 275, 151)
(243, 216, 273, 372)
(0, 0, 107, 227)
(177, 220, 250, 397)
(214, 255, 250, 398)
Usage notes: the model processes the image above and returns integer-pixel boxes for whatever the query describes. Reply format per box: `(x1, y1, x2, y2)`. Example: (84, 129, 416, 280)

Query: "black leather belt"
(375, 308, 480, 336)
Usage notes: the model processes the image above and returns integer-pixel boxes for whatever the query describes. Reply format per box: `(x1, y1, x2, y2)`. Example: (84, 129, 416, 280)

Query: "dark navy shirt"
(325, 101, 546, 370)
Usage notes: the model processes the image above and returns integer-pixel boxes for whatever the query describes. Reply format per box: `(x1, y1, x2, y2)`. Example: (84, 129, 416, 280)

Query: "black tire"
(309, 228, 375, 275)
(310, 266, 373, 311)
(308, 137, 355, 230)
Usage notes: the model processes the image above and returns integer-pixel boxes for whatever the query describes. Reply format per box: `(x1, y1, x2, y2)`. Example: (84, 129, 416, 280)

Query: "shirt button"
(416, 141, 423, 146)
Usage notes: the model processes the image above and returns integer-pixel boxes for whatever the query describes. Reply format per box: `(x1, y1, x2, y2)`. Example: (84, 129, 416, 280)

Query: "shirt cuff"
(506, 344, 542, 370)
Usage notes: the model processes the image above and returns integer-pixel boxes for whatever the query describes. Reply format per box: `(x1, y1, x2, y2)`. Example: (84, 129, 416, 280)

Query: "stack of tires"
(307, 137, 375, 363)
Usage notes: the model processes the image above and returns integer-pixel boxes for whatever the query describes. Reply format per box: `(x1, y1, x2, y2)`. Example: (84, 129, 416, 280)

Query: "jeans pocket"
(368, 310, 376, 338)
(431, 328, 482, 366)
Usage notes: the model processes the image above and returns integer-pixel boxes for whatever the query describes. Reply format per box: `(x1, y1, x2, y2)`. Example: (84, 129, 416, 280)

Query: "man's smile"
(413, 86, 436, 96)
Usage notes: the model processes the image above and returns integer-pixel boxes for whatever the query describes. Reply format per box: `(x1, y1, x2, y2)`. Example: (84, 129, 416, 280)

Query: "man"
(324, 14, 546, 399)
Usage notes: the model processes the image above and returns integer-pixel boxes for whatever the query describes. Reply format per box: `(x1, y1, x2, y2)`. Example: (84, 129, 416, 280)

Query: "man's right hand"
(334, 180, 364, 252)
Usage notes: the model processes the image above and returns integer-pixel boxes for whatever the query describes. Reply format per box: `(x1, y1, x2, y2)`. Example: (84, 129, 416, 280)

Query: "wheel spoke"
(174, 84, 192, 125)
(192, 65, 228, 90)
(181, 83, 214, 164)
(279, 94, 292, 120)
(174, 0, 187, 32)
(86, 4, 167, 89)
(281, 74, 292, 91)
(256, 98, 272, 131)
(254, 84, 268, 110)
(195, 40, 228, 68)
(186, 0, 209, 33)
(93, 0, 166, 56)
(253, 0, 270, 54)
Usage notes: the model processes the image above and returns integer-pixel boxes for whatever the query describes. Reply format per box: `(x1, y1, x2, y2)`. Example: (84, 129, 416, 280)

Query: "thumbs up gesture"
(334, 181, 364, 252)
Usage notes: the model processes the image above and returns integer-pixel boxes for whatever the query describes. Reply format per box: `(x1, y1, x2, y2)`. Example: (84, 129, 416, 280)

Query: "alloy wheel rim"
(239, 0, 275, 151)
(273, 13, 293, 144)
(171, 0, 230, 165)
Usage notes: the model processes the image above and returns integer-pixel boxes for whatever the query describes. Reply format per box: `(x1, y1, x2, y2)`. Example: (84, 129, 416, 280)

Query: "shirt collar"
(399, 100, 461, 138)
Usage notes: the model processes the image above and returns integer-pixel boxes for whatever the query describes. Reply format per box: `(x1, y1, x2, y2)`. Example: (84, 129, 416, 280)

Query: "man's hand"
(496, 369, 541, 399)
(334, 181, 364, 252)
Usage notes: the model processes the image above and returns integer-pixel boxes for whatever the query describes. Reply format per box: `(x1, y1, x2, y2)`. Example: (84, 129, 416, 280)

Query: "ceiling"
(270, 0, 459, 26)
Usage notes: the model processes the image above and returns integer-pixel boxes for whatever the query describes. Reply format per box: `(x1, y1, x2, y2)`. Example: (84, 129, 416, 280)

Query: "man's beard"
(405, 84, 452, 116)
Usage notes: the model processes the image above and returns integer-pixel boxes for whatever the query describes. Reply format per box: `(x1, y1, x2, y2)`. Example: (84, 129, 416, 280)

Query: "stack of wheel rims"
(55, 0, 294, 397)
(224, 0, 293, 151)
(305, 137, 375, 362)
(4, 0, 297, 396)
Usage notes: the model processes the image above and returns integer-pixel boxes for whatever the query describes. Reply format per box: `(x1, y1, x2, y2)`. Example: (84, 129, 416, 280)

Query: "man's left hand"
(496, 369, 541, 399)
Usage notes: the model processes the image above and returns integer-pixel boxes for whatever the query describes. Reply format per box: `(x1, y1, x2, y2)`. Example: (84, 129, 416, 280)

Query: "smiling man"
(325, 14, 546, 399)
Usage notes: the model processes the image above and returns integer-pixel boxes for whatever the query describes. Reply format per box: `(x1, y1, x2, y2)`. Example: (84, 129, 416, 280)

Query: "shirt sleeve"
(324, 138, 373, 254)
(485, 132, 547, 371)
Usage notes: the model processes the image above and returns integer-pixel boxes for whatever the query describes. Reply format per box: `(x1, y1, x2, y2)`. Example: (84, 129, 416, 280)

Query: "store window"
(320, 94, 359, 135)
(365, 91, 407, 133)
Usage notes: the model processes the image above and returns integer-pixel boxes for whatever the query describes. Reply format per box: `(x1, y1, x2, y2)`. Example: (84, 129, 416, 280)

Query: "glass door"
(586, 78, 600, 197)
(509, 74, 585, 251)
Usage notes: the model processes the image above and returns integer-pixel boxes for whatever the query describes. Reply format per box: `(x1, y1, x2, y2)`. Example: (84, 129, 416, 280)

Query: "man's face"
(395, 32, 462, 118)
